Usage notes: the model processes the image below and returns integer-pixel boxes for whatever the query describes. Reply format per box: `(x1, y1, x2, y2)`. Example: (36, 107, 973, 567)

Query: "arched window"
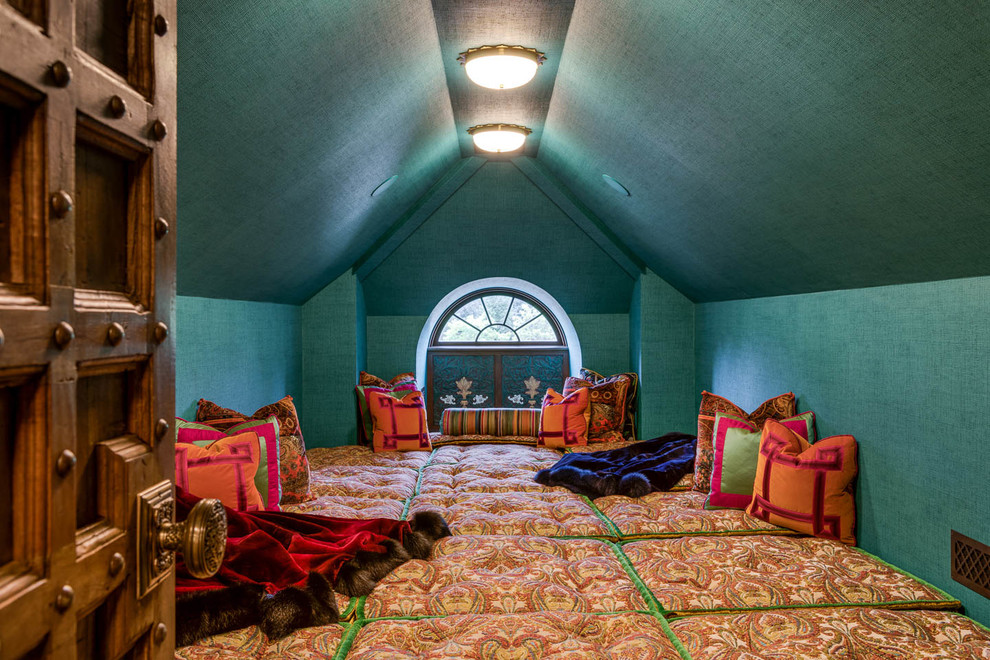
(420, 280, 579, 429)
(432, 290, 564, 345)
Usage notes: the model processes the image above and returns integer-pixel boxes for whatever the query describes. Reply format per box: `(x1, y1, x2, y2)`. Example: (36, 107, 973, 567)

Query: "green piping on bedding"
(851, 545, 960, 604)
(400, 459, 430, 519)
(661, 599, 963, 619)
(330, 622, 361, 660)
(651, 611, 695, 660)
(582, 495, 622, 538)
(607, 540, 663, 615)
(616, 527, 798, 541)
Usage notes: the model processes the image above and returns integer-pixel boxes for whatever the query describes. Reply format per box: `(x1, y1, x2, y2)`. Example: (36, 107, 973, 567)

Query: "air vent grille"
(952, 530, 990, 599)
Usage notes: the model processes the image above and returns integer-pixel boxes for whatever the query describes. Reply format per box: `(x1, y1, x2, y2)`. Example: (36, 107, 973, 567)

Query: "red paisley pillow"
(563, 373, 632, 442)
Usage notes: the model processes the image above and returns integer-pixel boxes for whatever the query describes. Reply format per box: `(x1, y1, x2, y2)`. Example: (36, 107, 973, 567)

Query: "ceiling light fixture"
(458, 45, 546, 90)
(467, 124, 532, 153)
(601, 174, 631, 196)
(371, 174, 398, 197)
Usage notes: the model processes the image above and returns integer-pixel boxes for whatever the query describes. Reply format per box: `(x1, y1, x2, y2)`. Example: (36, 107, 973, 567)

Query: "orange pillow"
(175, 431, 265, 511)
(538, 387, 590, 448)
(368, 390, 432, 452)
(747, 419, 858, 545)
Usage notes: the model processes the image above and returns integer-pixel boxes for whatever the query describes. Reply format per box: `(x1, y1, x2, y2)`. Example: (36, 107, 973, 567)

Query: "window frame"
(428, 287, 566, 348)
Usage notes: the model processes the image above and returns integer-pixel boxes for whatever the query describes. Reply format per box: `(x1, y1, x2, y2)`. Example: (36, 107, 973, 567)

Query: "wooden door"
(0, 0, 177, 657)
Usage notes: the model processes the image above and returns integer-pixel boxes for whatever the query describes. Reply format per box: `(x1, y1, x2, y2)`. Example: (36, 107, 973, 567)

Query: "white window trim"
(416, 277, 582, 390)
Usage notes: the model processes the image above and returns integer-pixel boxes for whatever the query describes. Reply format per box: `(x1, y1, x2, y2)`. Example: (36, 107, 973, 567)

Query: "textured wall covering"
(570, 314, 629, 378)
(175, 297, 301, 421)
(366, 316, 427, 380)
(301, 273, 360, 447)
(540, 0, 990, 301)
(695, 276, 990, 626)
(361, 161, 635, 315)
(177, 1, 459, 303)
(635, 271, 696, 438)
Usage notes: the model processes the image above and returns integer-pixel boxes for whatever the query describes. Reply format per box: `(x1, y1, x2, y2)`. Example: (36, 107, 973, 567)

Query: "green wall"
(634, 270, 697, 437)
(695, 276, 990, 626)
(361, 160, 636, 315)
(175, 296, 301, 421)
(301, 272, 361, 447)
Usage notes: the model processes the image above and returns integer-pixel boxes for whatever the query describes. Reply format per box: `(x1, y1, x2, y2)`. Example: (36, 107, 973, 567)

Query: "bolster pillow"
(441, 408, 541, 437)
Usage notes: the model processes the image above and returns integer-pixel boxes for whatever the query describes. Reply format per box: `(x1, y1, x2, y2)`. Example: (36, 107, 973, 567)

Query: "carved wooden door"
(0, 0, 179, 657)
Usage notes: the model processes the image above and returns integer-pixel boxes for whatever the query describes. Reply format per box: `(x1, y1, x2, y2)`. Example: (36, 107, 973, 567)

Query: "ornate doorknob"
(137, 482, 227, 595)
(157, 498, 227, 578)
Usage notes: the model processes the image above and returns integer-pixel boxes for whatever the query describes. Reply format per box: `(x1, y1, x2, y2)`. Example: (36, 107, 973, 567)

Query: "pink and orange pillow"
(695, 391, 796, 492)
(707, 411, 816, 509)
(747, 419, 858, 545)
(196, 395, 311, 504)
(177, 416, 282, 511)
(368, 389, 431, 452)
(537, 387, 590, 448)
(175, 432, 265, 511)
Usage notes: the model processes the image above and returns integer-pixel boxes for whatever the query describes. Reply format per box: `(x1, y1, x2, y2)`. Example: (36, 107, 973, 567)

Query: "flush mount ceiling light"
(467, 124, 532, 153)
(457, 45, 546, 90)
(601, 174, 631, 196)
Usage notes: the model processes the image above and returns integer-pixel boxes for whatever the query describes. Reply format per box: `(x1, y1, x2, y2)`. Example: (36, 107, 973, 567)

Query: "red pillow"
(175, 432, 265, 511)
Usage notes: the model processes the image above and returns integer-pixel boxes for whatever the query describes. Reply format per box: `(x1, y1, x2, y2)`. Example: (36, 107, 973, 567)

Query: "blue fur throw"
(534, 432, 697, 499)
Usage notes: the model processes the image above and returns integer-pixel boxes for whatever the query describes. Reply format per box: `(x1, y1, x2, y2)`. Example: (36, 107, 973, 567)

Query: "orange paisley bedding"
(177, 443, 988, 659)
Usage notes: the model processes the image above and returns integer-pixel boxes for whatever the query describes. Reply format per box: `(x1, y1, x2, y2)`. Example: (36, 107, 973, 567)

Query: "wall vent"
(952, 530, 990, 599)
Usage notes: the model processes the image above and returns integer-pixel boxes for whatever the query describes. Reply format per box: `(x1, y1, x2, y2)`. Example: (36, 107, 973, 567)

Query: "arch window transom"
(433, 291, 562, 345)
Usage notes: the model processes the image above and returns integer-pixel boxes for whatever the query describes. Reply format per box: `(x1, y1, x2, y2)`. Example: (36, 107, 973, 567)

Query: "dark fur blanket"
(534, 432, 697, 498)
(175, 488, 449, 646)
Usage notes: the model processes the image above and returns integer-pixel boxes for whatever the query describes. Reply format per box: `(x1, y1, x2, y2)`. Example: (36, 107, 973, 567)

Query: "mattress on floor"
(623, 534, 960, 615)
(345, 612, 682, 660)
(668, 607, 990, 660)
(407, 490, 615, 537)
(178, 442, 981, 659)
(363, 535, 646, 618)
(595, 489, 788, 538)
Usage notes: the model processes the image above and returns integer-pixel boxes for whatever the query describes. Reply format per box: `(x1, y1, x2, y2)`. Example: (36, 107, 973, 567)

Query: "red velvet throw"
(175, 487, 413, 595)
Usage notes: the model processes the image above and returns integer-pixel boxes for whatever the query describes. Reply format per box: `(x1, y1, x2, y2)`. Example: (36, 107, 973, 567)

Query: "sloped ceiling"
(540, 0, 990, 301)
(177, 0, 990, 305)
(177, 2, 458, 303)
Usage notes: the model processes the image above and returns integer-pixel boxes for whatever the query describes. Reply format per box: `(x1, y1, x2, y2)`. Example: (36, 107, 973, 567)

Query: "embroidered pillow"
(355, 382, 418, 446)
(196, 395, 311, 504)
(175, 432, 265, 511)
(441, 407, 541, 437)
(580, 368, 639, 440)
(538, 387, 590, 448)
(368, 390, 432, 452)
(359, 370, 417, 388)
(706, 411, 816, 510)
(748, 419, 858, 545)
(177, 416, 283, 511)
(562, 373, 632, 442)
(694, 391, 796, 493)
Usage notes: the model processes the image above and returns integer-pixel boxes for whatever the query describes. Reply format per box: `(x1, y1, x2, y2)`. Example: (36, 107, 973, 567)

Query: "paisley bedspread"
(177, 443, 989, 659)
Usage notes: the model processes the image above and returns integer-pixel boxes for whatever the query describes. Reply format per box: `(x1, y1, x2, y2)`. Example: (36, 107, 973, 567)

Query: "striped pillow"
(441, 408, 541, 437)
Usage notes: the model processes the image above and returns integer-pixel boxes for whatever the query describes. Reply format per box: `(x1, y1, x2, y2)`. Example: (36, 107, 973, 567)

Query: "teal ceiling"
(540, 0, 990, 301)
(177, 0, 990, 305)
(177, 2, 458, 303)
